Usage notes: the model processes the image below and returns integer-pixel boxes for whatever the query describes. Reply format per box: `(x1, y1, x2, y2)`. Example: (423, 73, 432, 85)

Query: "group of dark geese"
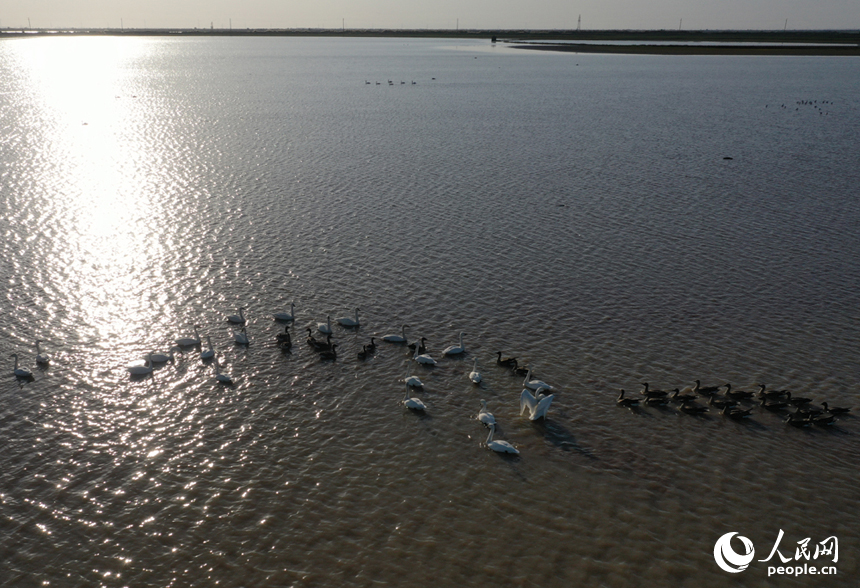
(617, 380, 852, 427)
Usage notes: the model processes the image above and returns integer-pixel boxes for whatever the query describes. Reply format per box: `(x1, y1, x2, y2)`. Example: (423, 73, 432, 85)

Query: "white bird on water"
(150, 347, 179, 364)
(213, 360, 233, 384)
(486, 424, 519, 454)
(126, 353, 154, 376)
(477, 400, 495, 427)
(11, 354, 33, 378)
(35, 340, 49, 366)
(403, 362, 424, 388)
(273, 302, 296, 322)
(201, 335, 216, 360)
(442, 332, 466, 356)
(523, 369, 554, 392)
(520, 387, 554, 421)
(402, 380, 426, 411)
(176, 326, 201, 348)
(227, 307, 246, 325)
(337, 308, 360, 327)
(413, 345, 437, 366)
(468, 358, 482, 384)
(318, 315, 333, 334)
(382, 324, 409, 343)
(234, 327, 250, 346)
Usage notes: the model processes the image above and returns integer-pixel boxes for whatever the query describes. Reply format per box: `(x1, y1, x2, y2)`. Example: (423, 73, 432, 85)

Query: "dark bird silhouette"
(617, 389, 639, 407)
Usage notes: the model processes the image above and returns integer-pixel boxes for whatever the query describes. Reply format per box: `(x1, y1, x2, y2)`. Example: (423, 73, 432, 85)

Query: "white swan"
(486, 425, 519, 454)
(382, 324, 409, 343)
(442, 332, 466, 356)
(520, 388, 537, 414)
(11, 354, 33, 378)
(213, 360, 233, 384)
(403, 362, 423, 388)
(272, 303, 296, 322)
(523, 369, 554, 392)
(175, 326, 201, 347)
(126, 352, 154, 376)
(227, 307, 246, 325)
(227, 306, 245, 325)
(150, 347, 179, 364)
(201, 335, 215, 360)
(337, 307, 360, 327)
(413, 345, 437, 366)
(318, 315, 333, 334)
(234, 327, 250, 346)
(35, 340, 49, 366)
(468, 358, 482, 384)
(520, 387, 554, 421)
(402, 381, 426, 411)
(477, 400, 495, 427)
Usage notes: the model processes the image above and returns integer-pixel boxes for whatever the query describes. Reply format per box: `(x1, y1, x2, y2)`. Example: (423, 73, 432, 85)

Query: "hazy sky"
(5, 0, 859, 31)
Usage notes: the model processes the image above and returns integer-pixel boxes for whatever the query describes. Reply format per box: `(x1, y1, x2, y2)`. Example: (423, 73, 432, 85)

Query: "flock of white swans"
(9, 305, 559, 456)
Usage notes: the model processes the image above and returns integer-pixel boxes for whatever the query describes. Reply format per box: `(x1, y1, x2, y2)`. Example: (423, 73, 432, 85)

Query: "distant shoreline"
(509, 42, 860, 56)
(1, 28, 858, 56)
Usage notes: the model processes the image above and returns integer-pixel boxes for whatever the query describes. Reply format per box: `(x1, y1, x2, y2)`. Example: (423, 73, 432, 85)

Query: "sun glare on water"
(13, 37, 172, 348)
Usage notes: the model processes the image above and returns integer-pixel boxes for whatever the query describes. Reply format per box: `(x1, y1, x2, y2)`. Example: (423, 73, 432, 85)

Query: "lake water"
(1, 35, 859, 587)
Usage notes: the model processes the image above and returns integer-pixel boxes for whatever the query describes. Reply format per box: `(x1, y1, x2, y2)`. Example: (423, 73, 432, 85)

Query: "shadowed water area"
(0, 36, 858, 587)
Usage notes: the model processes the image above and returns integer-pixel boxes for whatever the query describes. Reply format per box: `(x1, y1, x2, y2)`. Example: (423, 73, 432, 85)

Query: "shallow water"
(1, 36, 859, 587)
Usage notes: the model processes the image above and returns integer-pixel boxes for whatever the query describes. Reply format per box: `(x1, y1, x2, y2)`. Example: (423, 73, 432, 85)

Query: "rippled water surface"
(1, 36, 859, 587)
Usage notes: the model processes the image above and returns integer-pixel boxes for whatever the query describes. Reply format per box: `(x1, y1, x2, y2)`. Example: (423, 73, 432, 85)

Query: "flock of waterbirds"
(617, 380, 851, 428)
(8, 305, 558, 456)
(13, 305, 852, 452)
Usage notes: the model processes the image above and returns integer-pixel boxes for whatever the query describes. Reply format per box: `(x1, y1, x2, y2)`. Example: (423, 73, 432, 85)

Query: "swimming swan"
(413, 345, 437, 366)
(337, 308, 360, 327)
(234, 327, 250, 346)
(126, 353, 154, 376)
(175, 326, 202, 348)
(523, 369, 554, 392)
(35, 340, 49, 366)
(486, 425, 519, 454)
(273, 303, 296, 322)
(382, 324, 409, 343)
(403, 362, 424, 388)
(150, 347, 179, 363)
(402, 381, 426, 411)
(201, 336, 216, 360)
(468, 358, 482, 384)
(227, 307, 246, 325)
(11, 354, 33, 378)
(442, 332, 466, 356)
(213, 361, 233, 384)
(317, 315, 333, 334)
(477, 400, 496, 427)
(520, 387, 554, 420)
